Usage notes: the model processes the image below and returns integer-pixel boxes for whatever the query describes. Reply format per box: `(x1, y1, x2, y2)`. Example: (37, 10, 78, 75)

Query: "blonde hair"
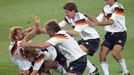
(9, 26, 23, 41)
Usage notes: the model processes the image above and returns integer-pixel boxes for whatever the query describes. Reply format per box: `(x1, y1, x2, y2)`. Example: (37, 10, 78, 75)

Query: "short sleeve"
(110, 7, 125, 22)
(74, 19, 88, 32)
(96, 11, 105, 22)
(59, 18, 68, 28)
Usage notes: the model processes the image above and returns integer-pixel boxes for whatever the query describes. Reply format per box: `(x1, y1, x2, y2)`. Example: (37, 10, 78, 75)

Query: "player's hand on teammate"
(86, 20, 98, 26)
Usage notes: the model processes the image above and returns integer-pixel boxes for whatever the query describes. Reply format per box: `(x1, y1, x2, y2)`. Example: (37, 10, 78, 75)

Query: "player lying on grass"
(23, 46, 67, 75)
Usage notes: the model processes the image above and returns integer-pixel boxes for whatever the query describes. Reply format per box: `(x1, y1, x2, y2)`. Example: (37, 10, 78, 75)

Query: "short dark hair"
(63, 1, 78, 12)
(45, 20, 61, 33)
(114, 0, 117, 2)
(23, 47, 37, 58)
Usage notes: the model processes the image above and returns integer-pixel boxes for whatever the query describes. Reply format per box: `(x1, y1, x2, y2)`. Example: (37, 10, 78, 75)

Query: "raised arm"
(23, 16, 40, 41)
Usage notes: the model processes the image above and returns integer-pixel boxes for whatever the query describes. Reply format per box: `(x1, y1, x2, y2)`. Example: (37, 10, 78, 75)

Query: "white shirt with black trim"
(59, 12, 100, 40)
(96, 2, 127, 32)
(47, 30, 86, 63)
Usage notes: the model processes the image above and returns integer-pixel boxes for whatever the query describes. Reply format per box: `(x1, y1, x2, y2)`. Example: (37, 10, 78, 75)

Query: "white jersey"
(96, 2, 127, 32)
(47, 30, 86, 63)
(59, 12, 100, 40)
(33, 46, 57, 71)
(8, 41, 32, 70)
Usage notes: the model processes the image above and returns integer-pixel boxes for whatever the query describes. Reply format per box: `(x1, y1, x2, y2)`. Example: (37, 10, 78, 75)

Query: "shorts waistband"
(107, 31, 126, 35)
(82, 38, 100, 41)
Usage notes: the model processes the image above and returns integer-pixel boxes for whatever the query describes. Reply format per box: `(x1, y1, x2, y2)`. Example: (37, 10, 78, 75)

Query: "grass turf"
(0, 0, 133, 75)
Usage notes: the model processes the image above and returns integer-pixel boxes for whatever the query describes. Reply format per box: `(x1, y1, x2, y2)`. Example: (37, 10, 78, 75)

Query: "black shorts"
(78, 38, 100, 56)
(41, 46, 67, 66)
(54, 46, 67, 66)
(67, 55, 87, 75)
(102, 31, 127, 50)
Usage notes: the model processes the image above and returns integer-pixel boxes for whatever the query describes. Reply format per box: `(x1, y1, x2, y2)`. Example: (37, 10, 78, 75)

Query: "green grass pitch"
(0, 0, 133, 75)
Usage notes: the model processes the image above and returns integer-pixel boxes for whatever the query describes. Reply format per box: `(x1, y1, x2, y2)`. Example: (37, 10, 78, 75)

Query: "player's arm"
(67, 30, 79, 36)
(24, 27, 33, 33)
(88, 19, 114, 26)
(59, 18, 68, 28)
(67, 19, 87, 36)
(30, 53, 46, 75)
(23, 16, 40, 42)
(20, 41, 52, 49)
(87, 10, 115, 26)
(37, 27, 47, 34)
(84, 13, 98, 22)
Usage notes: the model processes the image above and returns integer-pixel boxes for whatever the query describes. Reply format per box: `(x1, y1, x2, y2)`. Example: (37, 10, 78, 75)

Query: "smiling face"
(64, 9, 76, 19)
(9, 26, 24, 41)
(15, 29, 24, 41)
(63, 2, 78, 19)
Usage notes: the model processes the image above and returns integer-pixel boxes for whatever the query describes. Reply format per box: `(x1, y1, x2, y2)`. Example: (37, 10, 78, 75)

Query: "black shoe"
(123, 72, 130, 75)
(89, 67, 99, 75)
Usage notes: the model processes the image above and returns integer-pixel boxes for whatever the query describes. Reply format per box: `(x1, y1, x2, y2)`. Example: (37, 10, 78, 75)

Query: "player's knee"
(99, 52, 107, 61)
(111, 51, 118, 57)
(20, 70, 29, 75)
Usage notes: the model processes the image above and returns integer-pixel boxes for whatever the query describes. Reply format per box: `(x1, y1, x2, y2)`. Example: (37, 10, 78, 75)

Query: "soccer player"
(20, 20, 87, 75)
(59, 1, 100, 75)
(9, 26, 32, 75)
(23, 46, 67, 75)
(87, 0, 130, 75)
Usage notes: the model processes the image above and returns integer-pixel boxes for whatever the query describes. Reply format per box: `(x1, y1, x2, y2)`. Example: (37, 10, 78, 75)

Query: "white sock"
(118, 58, 129, 74)
(86, 60, 96, 73)
(101, 62, 109, 75)
(56, 64, 67, 75)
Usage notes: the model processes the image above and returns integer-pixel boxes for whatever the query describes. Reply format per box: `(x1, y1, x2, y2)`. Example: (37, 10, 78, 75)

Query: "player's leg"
(112, 31, 129, 75)
(112, 45, 129, 75)
(20, 70, 29, 75)
(100, 45, 110, 75)
(78, 39, 100, 75)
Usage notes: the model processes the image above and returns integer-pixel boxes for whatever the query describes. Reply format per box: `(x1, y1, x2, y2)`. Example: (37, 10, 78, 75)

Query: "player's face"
(64, 9, 76, 19)
(16, 29, 24, 40)
(105, 0, 115, 6)
(47, 29, 54, 37)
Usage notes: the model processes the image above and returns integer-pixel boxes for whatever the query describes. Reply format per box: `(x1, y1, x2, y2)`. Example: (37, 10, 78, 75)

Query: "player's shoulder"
(103, 4, 110, 10)
(112, 2, 124, 10)
(76, 12, 86, 20)
(9, 41, 15, 50)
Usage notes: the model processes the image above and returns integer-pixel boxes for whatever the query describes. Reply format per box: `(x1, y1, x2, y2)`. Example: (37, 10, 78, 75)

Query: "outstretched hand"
(34, 16, 40, 28)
